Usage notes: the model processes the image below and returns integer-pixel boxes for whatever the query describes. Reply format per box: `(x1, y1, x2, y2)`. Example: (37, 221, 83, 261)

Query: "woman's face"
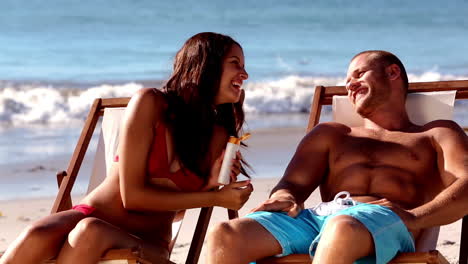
(215, 44, 248, 105)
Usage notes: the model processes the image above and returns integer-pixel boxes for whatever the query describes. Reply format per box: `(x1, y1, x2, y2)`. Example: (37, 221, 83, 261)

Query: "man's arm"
(251, 123, 338, 217)
(406, 120, 468, 230)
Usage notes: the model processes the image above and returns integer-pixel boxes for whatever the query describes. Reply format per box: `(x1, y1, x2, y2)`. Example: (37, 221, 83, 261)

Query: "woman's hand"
(204, 151, 243, 191)
(216, 180, 253, 210)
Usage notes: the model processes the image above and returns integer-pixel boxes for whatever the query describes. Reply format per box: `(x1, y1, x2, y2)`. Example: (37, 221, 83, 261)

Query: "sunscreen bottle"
(218, 133, 251, 185)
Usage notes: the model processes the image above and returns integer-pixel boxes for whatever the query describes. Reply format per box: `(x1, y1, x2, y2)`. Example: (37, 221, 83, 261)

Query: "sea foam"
(1, 72, 468, 126)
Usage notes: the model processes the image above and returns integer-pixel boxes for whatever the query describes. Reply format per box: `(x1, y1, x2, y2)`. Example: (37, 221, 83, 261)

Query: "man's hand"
(250, 193, 302, 218)
(367, 199, 418, 231)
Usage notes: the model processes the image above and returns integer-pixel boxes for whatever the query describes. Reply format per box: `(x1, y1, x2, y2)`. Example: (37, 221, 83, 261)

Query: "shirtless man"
(206, 50, 468, 264)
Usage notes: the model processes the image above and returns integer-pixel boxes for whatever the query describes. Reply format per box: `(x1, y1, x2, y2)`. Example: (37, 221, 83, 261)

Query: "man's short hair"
(351, 50, 409, 92)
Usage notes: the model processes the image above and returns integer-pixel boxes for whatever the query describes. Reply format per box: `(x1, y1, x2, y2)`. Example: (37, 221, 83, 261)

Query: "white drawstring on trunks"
(309, 191, 359, 216)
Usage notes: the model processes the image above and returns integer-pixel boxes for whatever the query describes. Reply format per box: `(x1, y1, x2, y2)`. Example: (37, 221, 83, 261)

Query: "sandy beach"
(0, 127, 464, 264)
(0, 180, 463, 264)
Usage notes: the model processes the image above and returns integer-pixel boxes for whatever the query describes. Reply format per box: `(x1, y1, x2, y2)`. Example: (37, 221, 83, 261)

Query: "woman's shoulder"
(131, 88, 166, 106)
(129, 88, 167, 110)
(126, 88, 168, 124)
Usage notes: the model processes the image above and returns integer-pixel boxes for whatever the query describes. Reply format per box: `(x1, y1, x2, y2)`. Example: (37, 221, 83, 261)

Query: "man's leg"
(312, 203, 415, 264)
(206, 218, 282, 264)
(313, 215, 374, 264)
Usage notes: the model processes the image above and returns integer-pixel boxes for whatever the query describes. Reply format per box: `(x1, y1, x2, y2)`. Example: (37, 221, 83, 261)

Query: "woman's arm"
(118, 88, 252, 211)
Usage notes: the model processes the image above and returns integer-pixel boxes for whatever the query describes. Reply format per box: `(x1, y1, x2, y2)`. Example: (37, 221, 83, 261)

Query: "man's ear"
(386, 64, 401, 81)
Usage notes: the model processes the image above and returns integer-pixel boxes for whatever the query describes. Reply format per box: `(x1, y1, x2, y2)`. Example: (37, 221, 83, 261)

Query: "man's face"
(345, 54, 391, 117)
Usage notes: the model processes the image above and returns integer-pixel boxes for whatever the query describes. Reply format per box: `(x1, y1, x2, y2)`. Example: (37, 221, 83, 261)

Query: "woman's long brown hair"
(163, 32, 249, 182)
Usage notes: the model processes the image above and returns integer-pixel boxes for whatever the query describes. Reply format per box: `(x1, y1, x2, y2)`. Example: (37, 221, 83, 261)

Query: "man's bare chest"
(323, 131, 440, 206)
(331, 132, 436, 172)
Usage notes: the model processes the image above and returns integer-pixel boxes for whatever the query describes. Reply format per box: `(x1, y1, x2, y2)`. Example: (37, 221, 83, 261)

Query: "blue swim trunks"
(245, 203, 415, 264)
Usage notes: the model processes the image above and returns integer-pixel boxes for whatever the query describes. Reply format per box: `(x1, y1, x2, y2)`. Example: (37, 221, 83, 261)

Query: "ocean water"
(1, 1, 468, 198)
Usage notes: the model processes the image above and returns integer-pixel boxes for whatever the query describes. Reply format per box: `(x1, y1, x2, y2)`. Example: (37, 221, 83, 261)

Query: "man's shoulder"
(420, 119, 466, 141)
(292, 122, 349, 154)
(421, 119, 464, 133)
(304, 122, 351, 141)
(312, 122, 352, 133)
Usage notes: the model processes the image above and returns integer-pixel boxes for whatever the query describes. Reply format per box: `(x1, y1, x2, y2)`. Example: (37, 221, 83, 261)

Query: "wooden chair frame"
(258, 80, 468, 264)
(51, 97, 238, 264)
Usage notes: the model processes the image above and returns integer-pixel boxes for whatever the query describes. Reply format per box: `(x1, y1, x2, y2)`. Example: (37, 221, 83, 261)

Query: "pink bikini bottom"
(72, 204, 96, 216)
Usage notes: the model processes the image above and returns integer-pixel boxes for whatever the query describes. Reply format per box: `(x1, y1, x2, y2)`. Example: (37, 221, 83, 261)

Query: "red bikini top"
(115, 123, 205, 191)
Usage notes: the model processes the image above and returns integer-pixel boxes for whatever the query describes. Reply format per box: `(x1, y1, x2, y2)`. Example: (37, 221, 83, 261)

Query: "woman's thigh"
(34, 209, 87, 232)
(59, 217, 169, 263)
(1, 209, 86, 262)
(20, 209, 87, 248)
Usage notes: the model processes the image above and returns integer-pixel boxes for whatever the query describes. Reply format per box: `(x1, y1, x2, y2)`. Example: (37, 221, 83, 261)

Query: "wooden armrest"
(55, 171, 72, 211)
(102, 248, 174, 264)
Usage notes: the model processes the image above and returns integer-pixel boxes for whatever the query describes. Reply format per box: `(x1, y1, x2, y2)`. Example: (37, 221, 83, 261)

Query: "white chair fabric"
(333, 91, 457, 127)
(88, 107, 125, 194)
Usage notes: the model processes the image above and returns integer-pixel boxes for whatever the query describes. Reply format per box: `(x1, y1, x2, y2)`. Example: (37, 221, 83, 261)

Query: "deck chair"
(48, 97, 238, 264)
(257, 80, 468, 264)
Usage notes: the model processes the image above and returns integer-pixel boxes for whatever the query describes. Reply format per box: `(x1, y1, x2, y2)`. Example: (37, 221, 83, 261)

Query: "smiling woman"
(0, 32, 254, 264)
(216, 44, 249, 105)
